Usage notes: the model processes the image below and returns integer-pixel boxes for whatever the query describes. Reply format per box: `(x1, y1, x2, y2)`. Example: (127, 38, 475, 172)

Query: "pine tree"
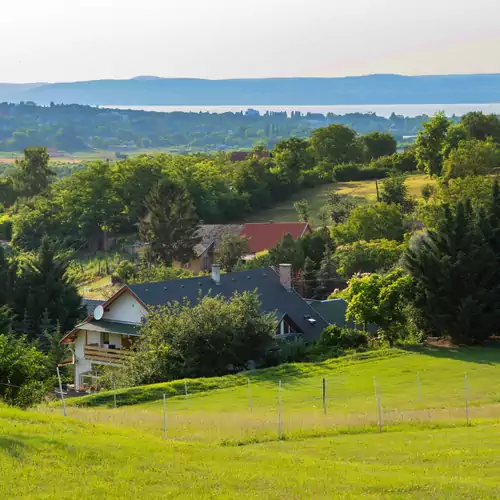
(313, 250, 339, 300)
(13, 237, 84, 340)
(404, 190, 500, 344)
(140, 179, 200, 265)
(298, 257, 317, 298)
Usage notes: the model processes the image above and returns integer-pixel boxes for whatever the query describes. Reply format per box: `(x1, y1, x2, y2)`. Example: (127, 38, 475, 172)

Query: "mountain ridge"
(2, 73, 500, 106)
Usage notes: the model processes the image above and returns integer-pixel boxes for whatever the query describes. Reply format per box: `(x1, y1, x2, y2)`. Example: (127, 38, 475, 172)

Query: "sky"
(1, 0, 500, 83)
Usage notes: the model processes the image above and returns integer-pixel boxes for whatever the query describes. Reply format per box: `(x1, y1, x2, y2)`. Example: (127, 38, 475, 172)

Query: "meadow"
(249, 174, 434, 225)
(3, 347, 500, 498)
(46, 348, 500, 444)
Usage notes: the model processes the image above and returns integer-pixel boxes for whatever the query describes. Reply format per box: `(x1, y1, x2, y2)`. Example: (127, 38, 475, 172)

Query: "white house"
(61, 265, 328, 389)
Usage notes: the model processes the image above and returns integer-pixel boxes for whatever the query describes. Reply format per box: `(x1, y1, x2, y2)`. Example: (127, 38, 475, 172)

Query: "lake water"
(104, 103, 500, 118)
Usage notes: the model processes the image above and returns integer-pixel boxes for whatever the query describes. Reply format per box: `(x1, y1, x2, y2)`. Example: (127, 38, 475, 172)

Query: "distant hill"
(2, 74, 500, 106)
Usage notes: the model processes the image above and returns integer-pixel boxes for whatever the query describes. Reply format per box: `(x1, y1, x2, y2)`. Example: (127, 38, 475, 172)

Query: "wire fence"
(31, 368, 500, 444)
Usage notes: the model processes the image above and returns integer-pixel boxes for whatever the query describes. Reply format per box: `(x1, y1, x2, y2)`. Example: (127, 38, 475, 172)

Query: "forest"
(0, 102, 435, 153)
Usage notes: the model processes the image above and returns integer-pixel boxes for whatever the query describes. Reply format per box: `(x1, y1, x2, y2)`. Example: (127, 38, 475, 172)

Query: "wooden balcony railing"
(84, 346, 129, 364)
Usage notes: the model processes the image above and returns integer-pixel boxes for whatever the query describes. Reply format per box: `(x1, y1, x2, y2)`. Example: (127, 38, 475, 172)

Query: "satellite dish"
(94, 305, 104, 321)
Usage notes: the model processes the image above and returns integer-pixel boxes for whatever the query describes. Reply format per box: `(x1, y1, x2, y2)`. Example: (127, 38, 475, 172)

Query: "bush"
(319, 325, 368, 350)
(333, 163, 389, 182)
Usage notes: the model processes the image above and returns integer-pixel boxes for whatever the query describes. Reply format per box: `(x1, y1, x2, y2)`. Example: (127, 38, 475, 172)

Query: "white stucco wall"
(103, 291, 147, 324)
(74, 331, 91, 388)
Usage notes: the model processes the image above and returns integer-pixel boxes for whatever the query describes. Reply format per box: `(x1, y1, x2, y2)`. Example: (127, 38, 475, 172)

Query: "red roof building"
(240, 222, 311, 254)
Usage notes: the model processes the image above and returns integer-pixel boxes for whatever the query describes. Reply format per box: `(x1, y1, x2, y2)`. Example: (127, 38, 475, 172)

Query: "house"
(241, 222, 312, 258)
(172, 224, 243, 273)
(61, 264, 328, 388)
(307, 299, 349, 327)
(173, 222, 311, 272)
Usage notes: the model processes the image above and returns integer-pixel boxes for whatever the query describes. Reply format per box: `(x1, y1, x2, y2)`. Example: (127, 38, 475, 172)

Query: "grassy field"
(45, 348, 500, 444)
(250, 174, 435, 225)
(4, 347, 500, 498)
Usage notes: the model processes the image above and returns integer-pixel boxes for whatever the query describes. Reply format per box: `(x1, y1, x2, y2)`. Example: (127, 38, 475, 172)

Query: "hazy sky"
(1, 0, 500, 83)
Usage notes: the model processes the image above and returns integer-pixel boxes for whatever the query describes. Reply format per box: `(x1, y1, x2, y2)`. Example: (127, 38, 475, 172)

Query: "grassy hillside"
(50, 348, 500, 444)
(3, 403, 500, 497)
(250, 174, 434, 225)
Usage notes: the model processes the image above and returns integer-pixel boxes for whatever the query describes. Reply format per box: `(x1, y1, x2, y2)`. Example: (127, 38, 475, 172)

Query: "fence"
(37, 369, 499, 444)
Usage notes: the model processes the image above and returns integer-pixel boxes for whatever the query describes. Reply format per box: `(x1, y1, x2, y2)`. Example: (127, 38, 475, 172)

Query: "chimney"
(279, 264, 292, 291)
(212, 264, 221, 285)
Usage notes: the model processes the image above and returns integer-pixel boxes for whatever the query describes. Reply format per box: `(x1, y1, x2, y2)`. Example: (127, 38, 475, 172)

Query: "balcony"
(84, 345, 129, 365)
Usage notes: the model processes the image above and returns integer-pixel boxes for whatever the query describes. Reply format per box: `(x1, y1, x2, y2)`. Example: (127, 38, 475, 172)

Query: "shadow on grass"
(402, 345, 500, 365)
(0, 437, 27, 459)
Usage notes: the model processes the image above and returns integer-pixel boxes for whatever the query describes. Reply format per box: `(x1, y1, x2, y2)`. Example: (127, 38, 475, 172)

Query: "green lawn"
(5, 347, 500, 497)
(250, 174, 434, 225)
(48, 348, 500, 444)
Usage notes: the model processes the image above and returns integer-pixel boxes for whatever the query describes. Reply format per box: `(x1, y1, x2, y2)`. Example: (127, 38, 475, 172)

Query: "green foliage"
(415, 112, 450, 177)
(380, 172, 415, 213)
(460, 111, 500, 142)
(215, 234, 249, 272)
(0, 334, 52, 409)
(442, 139, 500, 180)
(361, 132, 397, 160)
(112, 260, 137, 284)
(369, 149, 418, 174)
(318, 325, 368, 350)
(327, 192, 362, 224)
(123, 291, 276, 384)
(310, 125, 363, 165)
(332, 203, 406, 245)
(129, 263, 194, 285)
(11, 237, 84, 339)
(140, 178, 200, 265)
(268, 233, 305, 271)
(334, 239, 405, 278)
(345, 268, 413, 346)
(313, 251, 340, 300)
(404, 187, 500, 344)
(332, 162, 388, 182)
(293, 199, 310, 223)
(11, 147, 55, 198)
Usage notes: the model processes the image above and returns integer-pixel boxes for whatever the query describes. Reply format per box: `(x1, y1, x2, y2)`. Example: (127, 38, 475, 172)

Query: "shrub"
(319, 325, 368, 350)
(333, 163, 389, 182)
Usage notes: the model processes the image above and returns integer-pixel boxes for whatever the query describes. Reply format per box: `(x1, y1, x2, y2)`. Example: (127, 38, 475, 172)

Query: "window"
(102, 332, 110, 345)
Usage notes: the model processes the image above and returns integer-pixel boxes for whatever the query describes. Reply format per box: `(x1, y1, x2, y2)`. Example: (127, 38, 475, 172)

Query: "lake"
(103, 103, 500, 118)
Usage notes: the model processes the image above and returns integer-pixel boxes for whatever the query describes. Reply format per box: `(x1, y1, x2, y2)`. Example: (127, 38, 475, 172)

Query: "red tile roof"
(241, 222, 310, 254)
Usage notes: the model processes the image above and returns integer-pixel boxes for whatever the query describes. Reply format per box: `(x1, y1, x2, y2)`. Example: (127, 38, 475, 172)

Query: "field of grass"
(4, 347, 500, 497)
(250, 174, 435, 225)
(45, 348, 500, 445)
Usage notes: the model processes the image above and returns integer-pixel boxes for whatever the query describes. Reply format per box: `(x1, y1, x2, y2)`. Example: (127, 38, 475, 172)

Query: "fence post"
(465, 373, 469, 426)
(278, 380, 282, 440)
(373, 376, 382, 432)
(184, 380, 189, 409)
(113, 378, 117, 409)
(322, 377, 327, 416)
(56, 366, 67, 417)
(417, 372, 421, 406)
(162, 393, 167, 440)
(248, 377, 253, 413)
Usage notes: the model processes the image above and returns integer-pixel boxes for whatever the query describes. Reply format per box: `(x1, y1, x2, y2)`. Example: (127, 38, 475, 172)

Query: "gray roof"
(76, 320, 140, 336)
(193, 224, 243, 257)
(129, 267, 328, 342)
(82, 299, 105, 316)
(307, 299, 348, 327)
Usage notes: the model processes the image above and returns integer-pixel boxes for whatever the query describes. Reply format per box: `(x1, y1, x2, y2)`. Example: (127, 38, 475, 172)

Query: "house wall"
(173, 251, 213, 274)
(74, 332, 91, 389)
(103, 291, 147, 324)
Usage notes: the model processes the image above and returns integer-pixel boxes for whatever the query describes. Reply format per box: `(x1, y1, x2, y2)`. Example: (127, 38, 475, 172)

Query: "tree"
(327, 193, 361, 225)
(13, 237, 84, 339)
(332, 203, 406, 245)
(334, 239, 405, 278)
(294, 199, 310, 223)
(123, 291, 276, 383)
(268, 233, 305, 271)
(272, 138, 314, 191)
(442, 139, 500, 180)
(310, 124, 363, 165)
(11, 147, 55, 198)
(345, 268, 413, 346)
(403, 193, 500, 344)
(313, 249, 340, 300)
(140, 178, 201, 265)
(215, 234, 249, 272)
(298, 256, 318, 298)
(460, 112, 500, 142)
(415, 112, 450, 177)
(362, 132, 397, 160)
(380, 172, 415, 213)
(0, 334, 52, 409)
